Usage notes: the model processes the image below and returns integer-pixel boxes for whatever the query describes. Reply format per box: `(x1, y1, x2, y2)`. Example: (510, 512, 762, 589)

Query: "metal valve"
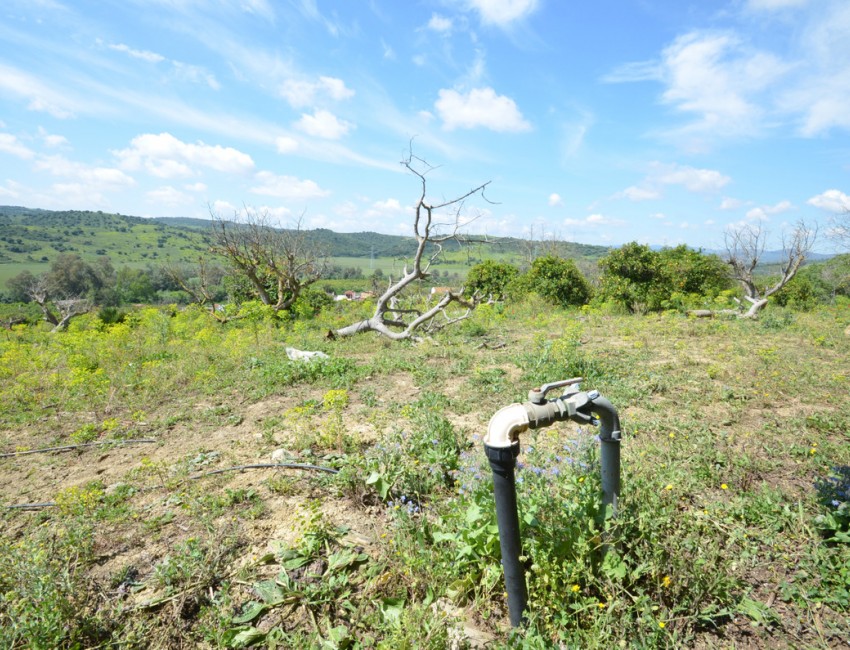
(528, 377, 583, 404)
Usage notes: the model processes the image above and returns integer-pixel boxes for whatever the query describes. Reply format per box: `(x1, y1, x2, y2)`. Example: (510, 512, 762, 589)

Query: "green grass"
(1, 299, 848, 647)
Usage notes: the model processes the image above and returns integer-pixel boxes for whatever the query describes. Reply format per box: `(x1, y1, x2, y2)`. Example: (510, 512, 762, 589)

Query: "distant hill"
(2, 206, 609, 261)
(0, 206, 210, 267)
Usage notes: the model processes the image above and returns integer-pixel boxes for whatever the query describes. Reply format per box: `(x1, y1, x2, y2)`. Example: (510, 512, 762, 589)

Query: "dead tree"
(209, 210, 327, 312)
(27, 275, 91, 332)
(831, 209, 850, 251)
(722, 221, 816, 318)
(164, 258, 228, 322)
(334, 153, 492, 340)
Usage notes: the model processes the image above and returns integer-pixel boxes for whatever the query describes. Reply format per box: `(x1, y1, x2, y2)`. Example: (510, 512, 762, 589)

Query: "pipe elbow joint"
(587, 395, 621, 442)
(485, 403, 530, 449)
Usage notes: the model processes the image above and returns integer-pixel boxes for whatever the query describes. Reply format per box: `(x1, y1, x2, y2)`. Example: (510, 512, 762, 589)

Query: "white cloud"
(658, 32, 788, 137)
(719, 197, 745, 210)
(435, 87, 531, 132)
(428, 14, 453, 32)
(747, 201, 794, 219)
(280, 76, 354, 108)
(108, 43, 165, 64)
(211, 199, 237, 216)
(250, 171, 330, 199)
(606, 31, 789, 142)
(0, 133, 35, 159)
(34, 155, 136, 200)
(621, 186, 660, 201)
(807, 189, 850, 212)
(147, 185, 191, 205)
(294, 110, 352, 139)
(779, 3, 850, 135)
(744, 200, 793, 221)
(114, 132, 255, 178)
(38, 127, 68, 148)
(548, 193, 563, 207)
(184, 182, 207, 192)
(462, 0, 539, 26)
(319, 76, 355, 101)
(275, 136, 299, 153)
(365, 198, 405, 218)
(654, 163, 730, 192)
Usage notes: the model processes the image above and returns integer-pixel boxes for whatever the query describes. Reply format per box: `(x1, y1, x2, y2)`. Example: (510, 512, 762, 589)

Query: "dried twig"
(189, 463, 338, 479)
(0, 438, 158, 459)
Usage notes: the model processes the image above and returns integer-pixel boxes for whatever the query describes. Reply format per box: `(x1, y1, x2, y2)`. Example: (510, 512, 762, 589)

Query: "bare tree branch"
(719, 220, 817, 318)
(334, 151, 490, 341)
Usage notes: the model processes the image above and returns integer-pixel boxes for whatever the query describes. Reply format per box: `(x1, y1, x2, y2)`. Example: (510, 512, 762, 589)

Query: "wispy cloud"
(107, 42, 165, 63)
(0, 133, 35, 159)
(0, 63, 76, 118)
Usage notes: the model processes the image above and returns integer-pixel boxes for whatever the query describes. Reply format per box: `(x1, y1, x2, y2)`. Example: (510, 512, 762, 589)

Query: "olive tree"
(209, 210, 328, 313)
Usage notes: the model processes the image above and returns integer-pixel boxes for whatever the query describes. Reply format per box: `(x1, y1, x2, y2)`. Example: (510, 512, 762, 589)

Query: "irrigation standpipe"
(483, 377, 622, 628)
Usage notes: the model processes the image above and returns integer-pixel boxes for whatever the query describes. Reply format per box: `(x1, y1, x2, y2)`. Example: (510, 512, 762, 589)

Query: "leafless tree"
(723, 220, 816, 318)
(26, 274, 91, 332)
(209, 209, 328, 312)
(334, 152, 492, 341)
(164, 258, 228, 322)
(831, 209, 850, 251)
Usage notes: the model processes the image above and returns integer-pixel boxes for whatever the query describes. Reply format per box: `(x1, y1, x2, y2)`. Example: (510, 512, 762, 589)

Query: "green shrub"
(510, 256, 592, 307)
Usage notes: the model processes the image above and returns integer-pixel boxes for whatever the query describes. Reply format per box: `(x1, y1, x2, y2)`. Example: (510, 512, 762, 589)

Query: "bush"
(597, 243, 732, 313)
(510, 256, 592, 307)
(465, 259, 519, 301)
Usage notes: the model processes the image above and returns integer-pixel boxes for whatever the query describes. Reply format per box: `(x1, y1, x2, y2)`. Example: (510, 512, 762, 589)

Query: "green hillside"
(0, 206, 611, 289)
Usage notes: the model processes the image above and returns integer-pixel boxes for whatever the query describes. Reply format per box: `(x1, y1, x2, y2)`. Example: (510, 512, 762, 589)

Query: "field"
(1, 299, 849, 648)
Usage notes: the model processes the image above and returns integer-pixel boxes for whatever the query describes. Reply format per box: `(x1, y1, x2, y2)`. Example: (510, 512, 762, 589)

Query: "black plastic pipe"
(484, 442, 527, 628)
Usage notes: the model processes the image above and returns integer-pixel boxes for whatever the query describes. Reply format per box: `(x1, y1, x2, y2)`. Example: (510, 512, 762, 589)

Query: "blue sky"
(1, 0, 849, 251)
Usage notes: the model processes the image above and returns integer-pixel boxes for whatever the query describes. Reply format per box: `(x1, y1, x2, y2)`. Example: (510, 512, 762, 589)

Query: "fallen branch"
(0, 438, 158, 459)
(190, 463, 338, 479)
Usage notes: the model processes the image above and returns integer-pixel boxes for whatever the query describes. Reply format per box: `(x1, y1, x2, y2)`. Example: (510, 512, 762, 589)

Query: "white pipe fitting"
(485, 403, 530, 448)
